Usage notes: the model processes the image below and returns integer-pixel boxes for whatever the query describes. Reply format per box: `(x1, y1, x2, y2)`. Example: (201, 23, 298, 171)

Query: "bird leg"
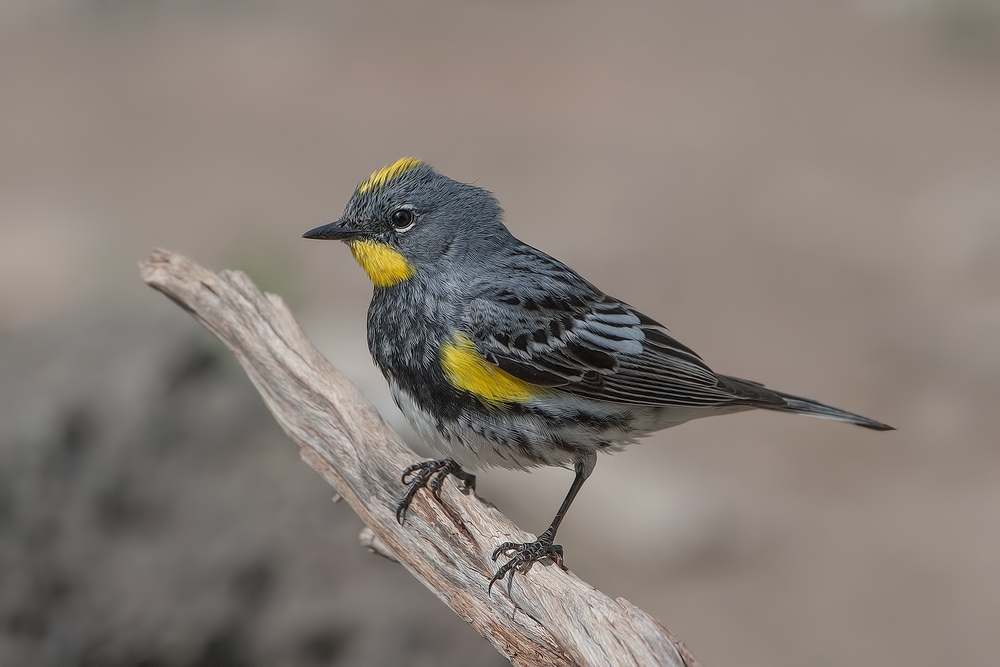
(395, 458, 476, 524)
(488, 458, 593, 594)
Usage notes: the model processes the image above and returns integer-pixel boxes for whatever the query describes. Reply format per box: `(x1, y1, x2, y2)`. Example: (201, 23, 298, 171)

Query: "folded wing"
(462, 245, 785, 409)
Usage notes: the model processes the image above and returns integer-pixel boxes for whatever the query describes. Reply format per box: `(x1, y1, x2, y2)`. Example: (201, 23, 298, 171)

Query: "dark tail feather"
(767, 391, 894, 431)
(718, 375, 894, 431)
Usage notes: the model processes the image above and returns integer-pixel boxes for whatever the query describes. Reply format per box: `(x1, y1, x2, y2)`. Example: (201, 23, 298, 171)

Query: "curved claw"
(394, 459, 472, 525)
(428, 467, 453, 502)
(394, 482, 421, 525)
(488, 558, 518, 595)
(400, 462, 426, 485)
(487, 537, 564, 595)
(491, 542, 518, 561)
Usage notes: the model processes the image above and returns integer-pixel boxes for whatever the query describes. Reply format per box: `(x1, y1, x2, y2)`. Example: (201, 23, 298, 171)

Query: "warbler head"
(302, 158, 506, 287)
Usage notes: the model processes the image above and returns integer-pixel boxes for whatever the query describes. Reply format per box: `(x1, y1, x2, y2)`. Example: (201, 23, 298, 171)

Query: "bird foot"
(488, 529, 564, 595)
(395, 458, 476, 524)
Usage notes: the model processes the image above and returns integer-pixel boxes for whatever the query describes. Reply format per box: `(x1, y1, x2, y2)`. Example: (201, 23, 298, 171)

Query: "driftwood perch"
(140, 249, 701, 667)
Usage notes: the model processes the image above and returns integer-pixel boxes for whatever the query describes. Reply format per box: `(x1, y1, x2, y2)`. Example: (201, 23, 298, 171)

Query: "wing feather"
(461, 244, 757, 409)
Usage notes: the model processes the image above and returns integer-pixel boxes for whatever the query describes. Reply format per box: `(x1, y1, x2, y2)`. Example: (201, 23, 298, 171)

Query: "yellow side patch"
(440, 333, 542, 404)
(357, 157, 423, 194)
(349, 240, 414, 287)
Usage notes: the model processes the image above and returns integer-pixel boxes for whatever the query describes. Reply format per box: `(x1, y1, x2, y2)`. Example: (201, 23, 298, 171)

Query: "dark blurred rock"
(0, 300, 506, 667)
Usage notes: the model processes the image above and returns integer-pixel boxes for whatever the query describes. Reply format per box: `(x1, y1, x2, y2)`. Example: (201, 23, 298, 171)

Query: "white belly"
(389, 382, 751, 471)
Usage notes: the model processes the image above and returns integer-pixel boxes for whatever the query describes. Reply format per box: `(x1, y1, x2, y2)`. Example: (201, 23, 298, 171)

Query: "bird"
(302, 157, 893, 592)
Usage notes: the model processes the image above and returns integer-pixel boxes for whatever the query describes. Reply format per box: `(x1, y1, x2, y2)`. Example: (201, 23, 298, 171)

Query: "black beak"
(301, 219, 360, 241)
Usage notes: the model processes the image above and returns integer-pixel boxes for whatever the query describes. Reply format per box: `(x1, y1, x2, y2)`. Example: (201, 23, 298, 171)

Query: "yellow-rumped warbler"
(303, 158, 893, 591)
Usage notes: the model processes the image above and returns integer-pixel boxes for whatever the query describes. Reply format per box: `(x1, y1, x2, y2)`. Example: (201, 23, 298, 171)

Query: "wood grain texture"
(139, 249, 702, 667)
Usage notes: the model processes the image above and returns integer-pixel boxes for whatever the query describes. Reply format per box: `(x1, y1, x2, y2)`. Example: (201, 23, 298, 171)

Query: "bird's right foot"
(488, 527, 564, 594)
(395, 458, 476, 524)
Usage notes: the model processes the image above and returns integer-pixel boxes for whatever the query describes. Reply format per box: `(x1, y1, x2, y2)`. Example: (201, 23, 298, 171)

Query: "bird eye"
(390, 209, 415, 231)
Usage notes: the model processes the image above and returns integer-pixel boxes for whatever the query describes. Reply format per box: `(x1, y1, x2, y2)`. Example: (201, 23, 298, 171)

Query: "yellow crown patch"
(357, 157, 423, 194)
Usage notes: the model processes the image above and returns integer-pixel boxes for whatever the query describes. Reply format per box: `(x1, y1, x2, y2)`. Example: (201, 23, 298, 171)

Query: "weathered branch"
(139, 249, 701, 667)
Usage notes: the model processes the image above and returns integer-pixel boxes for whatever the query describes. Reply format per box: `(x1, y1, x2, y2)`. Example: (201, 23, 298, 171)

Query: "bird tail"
(718, 375, 894, 431)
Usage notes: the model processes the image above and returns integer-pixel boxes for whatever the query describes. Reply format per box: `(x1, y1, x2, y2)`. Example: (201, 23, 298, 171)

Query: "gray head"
(303, 158, 511, 286)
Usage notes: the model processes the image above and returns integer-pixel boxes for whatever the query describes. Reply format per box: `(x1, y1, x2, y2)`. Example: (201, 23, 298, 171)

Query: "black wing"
(462, 245, 782, 408)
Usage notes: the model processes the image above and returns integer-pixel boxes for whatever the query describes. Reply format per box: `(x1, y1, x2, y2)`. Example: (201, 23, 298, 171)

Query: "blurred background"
(2, 1, 999, 665)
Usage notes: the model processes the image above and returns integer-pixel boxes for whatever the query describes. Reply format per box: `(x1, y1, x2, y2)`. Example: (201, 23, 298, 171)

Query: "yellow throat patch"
(357, 157, 423, 194)
(440, 333, 542, 404)
(348, 240, 414, 287)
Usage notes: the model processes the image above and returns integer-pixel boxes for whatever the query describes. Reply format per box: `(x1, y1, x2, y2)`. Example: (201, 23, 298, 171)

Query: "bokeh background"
(3, 1, 1000, 665)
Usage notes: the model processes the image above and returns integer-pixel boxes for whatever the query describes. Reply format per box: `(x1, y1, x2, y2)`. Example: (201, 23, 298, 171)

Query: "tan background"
(2, 1, 999, 665)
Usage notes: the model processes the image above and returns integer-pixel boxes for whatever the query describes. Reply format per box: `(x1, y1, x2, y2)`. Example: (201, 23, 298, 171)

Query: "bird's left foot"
(488, 527, 564, 594)
(395, 458, 476, 524)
